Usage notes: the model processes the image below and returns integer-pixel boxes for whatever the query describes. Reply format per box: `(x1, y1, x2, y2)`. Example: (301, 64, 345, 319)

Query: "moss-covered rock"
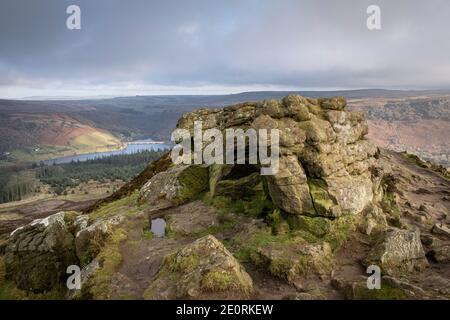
(138, 165, 209, 207)
(83, 228, 127, 299)
(208, 164, 233, 198)
(144, 235, 253, 299)
(267, 209, 290, 235)
(4, 212, 78, 293)
(331, 277, 408, 300)
(75, 213, 125, 265)
(307, 178, 337, 217)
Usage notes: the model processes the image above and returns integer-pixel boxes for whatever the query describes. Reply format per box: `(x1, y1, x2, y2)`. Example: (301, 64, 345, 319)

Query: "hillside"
(348, 96, 450, 167)
(1, 95, 448, 300)
(1, 89, 449, 166)
(0, 110, 123, 161)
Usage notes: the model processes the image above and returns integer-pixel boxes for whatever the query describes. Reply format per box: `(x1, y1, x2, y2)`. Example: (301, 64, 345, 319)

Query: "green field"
(9, 131, 124, 162)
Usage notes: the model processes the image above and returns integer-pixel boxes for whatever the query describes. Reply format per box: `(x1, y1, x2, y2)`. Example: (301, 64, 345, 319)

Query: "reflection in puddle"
(151, 218, 166, 237)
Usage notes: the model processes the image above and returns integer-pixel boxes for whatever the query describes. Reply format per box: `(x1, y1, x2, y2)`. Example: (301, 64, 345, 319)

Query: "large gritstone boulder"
(175, 95, 378, 219)
(4, 212, 78, 292)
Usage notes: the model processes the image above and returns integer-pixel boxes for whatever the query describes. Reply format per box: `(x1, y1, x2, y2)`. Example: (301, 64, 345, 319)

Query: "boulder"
(358, 205, 387, 236)
(423, 235, 450, 263)
(331, 276, 412, 300)
(144, 235, 253, 299)
(325, 174, 374, 215)
(252, 242, 333, 283)
(364, 228, 428, 276)
(66, 258, 100, 300)
(4, 212, 78, 292)
(138, 165, 209, 208)
(307, 178, 340, 217)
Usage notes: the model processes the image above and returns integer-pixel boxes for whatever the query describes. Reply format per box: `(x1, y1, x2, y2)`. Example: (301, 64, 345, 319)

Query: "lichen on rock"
(364, 228, 429, 276)
(144, 235, 253, 299)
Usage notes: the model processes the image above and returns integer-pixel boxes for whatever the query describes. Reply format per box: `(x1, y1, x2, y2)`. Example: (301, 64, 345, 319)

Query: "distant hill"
(1, 89, 449, 165)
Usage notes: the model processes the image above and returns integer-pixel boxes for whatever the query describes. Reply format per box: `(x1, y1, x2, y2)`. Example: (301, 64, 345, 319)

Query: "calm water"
(44, 139, 171, 165)
(151, 218, 166, 237)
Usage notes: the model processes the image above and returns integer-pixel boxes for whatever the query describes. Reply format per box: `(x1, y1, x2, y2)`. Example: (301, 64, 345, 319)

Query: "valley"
(347, 95, 450, 167)
(1, 89, 449, 167)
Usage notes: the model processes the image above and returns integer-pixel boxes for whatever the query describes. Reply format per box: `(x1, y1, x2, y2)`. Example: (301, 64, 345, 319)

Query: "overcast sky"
(1, 0, 449, 98)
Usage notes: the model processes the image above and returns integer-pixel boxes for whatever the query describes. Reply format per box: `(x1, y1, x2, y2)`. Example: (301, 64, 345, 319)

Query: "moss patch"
(288, 214, 356, 251)
(201, 270, 243, 292)
(89, 191, 140, 222)
(351, 283, 407, 300)
(323, 215, 357, 250)
(308, 178, 334, 216)
(175, 165, 209, 205)
(287, 215, 332, 237)
(85, 227, 127, 299)
(165, 252, 201, 274)
(234, 228, 303, 263)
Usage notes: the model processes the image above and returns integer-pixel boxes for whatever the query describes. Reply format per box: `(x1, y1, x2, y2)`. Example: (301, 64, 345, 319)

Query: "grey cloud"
(0, 0, 449, 97)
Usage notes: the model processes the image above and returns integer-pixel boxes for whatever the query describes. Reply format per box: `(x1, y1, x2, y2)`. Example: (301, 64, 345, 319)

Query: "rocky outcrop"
(4, 212, 78, 292)
(175, 95, 378, 218)
(134, 95, 386, 294)
(364, 228, 428, 276)
(143, 235, 253, 299)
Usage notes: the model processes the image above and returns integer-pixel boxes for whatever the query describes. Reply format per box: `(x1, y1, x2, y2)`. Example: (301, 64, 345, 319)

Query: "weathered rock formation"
(173, 95, 379, 218)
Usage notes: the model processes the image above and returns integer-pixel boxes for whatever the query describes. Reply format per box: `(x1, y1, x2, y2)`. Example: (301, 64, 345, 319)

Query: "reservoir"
(44, 139, 171, 165)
